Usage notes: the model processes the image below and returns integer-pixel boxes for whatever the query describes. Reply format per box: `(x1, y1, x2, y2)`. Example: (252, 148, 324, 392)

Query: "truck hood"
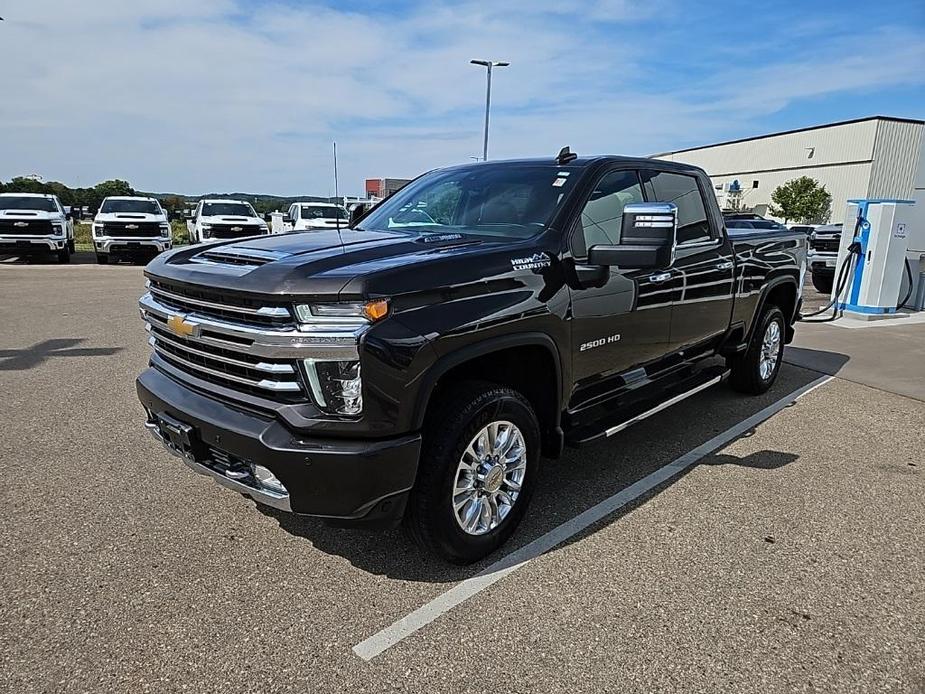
(146, 228, 527, 300)
(0, 209, 64, 222)
(94, 212, 167, 224)
(200, 215, 265, 225)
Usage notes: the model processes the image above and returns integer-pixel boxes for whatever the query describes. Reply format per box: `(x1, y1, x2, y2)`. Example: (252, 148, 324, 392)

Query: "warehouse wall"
(705, 163, 873, 223)
(655, 118, 922, 224)
(869, 119, 924, 199)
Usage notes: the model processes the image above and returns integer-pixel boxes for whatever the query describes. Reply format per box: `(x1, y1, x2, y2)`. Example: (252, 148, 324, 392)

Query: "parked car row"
(0, 193, 352, 264)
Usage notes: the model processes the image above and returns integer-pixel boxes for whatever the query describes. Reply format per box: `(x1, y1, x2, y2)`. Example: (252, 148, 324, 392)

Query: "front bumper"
(0, 235, 67, 252)
(95, 237, 172, 254)
(808, 250, 838, 273)
(136, 366, 421, 524)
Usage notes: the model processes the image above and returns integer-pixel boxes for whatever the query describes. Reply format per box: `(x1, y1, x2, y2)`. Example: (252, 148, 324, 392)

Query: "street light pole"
(470, 59, 509, 161)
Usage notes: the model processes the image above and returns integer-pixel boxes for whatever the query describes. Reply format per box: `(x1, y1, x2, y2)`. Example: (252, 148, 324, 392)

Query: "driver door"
(568, 168, 675, 407)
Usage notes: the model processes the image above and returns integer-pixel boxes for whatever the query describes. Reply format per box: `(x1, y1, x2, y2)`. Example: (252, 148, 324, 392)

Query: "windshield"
(0, 196, 58, 212)
(356, 165, 572, 239)
(100, 199, 161, 214)
(201, 202, 257, 217)
(301, 205, 347, 220)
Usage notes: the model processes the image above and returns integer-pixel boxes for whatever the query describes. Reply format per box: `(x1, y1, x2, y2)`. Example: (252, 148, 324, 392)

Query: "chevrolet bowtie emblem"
(13, 221, 28, 227)
(230, 226, 242, 232)
(125, 224, 138, 230)
(166, 314, 200, 338)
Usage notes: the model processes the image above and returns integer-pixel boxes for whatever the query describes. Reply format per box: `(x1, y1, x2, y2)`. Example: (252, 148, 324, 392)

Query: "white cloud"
(0, 1, 921, 196)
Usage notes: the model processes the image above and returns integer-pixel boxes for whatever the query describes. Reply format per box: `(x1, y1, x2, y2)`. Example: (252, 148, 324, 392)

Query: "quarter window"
(575, 170, 644, 256)
(644, 171, 712, 245)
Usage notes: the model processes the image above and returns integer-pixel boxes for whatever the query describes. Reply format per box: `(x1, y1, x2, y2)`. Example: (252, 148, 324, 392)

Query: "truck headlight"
(93, 224, 105, 237)
(294, 300, 389, 325)
(159, 222, 171, 237)
(303, 359, 362, 415)
(52, 222, 66, 235)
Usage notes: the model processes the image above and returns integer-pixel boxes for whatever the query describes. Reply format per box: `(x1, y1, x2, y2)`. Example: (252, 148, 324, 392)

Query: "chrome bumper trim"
(144, 422, 292, 512)
(0, 235, 63, 249)
(96, 237, 171, 252)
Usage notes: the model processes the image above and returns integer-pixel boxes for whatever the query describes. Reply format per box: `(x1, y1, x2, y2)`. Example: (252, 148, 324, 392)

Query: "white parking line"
(353, 374, 834, 661)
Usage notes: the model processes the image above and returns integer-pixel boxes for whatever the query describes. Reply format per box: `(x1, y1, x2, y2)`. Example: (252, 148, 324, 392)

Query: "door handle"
(715, 261, 734, 270)
(648, 272, 672, 283)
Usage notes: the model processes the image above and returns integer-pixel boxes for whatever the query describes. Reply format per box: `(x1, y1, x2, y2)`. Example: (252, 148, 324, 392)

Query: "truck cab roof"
(0, 192, 57, 199)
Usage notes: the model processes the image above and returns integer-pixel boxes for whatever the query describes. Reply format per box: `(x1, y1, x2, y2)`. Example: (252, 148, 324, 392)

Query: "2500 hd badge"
(580, 334, 621, 351)
(136, 150, 806, 564)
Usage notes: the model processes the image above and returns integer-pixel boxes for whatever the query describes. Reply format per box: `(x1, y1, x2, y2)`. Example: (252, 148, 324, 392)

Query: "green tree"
(769, 177, 832, 223)
(5, 176, 50, 194)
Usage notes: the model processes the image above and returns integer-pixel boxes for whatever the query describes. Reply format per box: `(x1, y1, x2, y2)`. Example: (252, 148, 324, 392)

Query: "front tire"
(405, 382, 541, 564)
(95, 253, 109, 265)
(728, 306, 785, 395)
(56, 246, 71, 264)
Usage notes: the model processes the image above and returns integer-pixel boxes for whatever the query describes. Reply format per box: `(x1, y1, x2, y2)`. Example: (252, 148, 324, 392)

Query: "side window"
(575, 169, 643, 257)
(643, 171, 712, 245)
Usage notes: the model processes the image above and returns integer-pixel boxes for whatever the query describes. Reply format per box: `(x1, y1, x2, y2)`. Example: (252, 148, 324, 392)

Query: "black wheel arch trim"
(747, 274, 799, 345)
(411, 332, 564, 432)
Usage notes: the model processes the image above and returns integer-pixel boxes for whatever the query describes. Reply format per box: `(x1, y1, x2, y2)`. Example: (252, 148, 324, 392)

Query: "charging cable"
(801, 213, 864, 322)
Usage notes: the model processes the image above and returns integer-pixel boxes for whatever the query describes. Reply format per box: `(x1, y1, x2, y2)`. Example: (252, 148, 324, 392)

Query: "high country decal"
(510, 253, 551, 271)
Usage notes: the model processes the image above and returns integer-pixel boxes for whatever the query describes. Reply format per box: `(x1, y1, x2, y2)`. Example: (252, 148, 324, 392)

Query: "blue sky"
(0, 0, 922, 196)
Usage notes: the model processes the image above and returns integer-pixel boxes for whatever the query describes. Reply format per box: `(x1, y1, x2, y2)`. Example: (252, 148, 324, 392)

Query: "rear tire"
(728, 306, 785, 395)
(95, 253, 109, 265)
(811, 272, 833, 294)
(405, 381, 541, 564)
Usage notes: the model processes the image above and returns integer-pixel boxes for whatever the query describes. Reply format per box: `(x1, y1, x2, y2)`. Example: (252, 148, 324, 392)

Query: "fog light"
(303, 359, 362, 415)
(251, 464, 287, 495)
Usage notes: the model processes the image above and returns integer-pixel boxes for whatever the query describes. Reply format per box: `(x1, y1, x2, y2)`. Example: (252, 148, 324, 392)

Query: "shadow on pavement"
(0, 251, 148, 265)
(0, 338, 124, 371)
(784, 346, 850, 377)
(258, 360, 841, 583)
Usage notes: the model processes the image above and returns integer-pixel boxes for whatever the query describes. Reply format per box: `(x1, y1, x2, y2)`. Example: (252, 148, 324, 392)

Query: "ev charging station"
(831, 199, 922, 319)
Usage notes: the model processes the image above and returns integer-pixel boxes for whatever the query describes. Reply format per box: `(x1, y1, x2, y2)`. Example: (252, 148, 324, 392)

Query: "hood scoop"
(115, 214, 147, 219)
(3, 211, 39, 216)
(193, 246, 291, 268)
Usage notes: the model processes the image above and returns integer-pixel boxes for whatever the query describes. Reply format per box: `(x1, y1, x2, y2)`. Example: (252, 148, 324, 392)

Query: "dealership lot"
(1, 260, 923, 693)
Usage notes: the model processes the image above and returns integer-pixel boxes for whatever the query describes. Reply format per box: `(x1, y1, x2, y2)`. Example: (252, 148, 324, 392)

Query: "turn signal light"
(363, 299, 389, 322)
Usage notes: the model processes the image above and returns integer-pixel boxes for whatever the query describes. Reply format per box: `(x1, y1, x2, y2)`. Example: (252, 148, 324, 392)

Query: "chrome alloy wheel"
(759, 319, 782, 380)
(452, 420, 527, 536)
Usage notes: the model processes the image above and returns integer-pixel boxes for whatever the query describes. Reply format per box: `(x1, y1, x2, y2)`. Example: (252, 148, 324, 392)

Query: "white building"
(655, 116, 924, 224)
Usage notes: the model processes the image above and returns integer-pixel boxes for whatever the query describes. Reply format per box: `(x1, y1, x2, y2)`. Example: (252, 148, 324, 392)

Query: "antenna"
(333, 141, 341, 231)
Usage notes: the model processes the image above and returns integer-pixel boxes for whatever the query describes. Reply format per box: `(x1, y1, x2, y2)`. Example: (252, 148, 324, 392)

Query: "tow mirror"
(588, 202, 677, 269)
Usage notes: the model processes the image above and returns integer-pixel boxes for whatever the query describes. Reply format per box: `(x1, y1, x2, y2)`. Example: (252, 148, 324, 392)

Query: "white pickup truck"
(284, 202, 349, 231)
(92, 196, 172, 264)
(0, 193, 75, 263)
(187, 199, 269, 244)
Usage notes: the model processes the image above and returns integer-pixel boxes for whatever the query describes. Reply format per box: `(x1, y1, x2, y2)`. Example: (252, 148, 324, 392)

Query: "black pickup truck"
(137, 153, 807, 563)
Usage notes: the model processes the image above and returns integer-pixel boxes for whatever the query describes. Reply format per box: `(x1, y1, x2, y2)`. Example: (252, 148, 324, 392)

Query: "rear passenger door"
(642, 169, 735, 357)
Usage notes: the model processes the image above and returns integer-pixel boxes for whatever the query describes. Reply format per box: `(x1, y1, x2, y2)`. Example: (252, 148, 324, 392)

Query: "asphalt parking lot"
(1, 257, 923, 693)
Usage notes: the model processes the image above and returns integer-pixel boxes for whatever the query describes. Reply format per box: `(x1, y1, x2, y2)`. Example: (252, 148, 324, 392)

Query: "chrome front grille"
(140, 282, 362, 405)
(141, 282, 306, 402)
(148, 279, 292, 328)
